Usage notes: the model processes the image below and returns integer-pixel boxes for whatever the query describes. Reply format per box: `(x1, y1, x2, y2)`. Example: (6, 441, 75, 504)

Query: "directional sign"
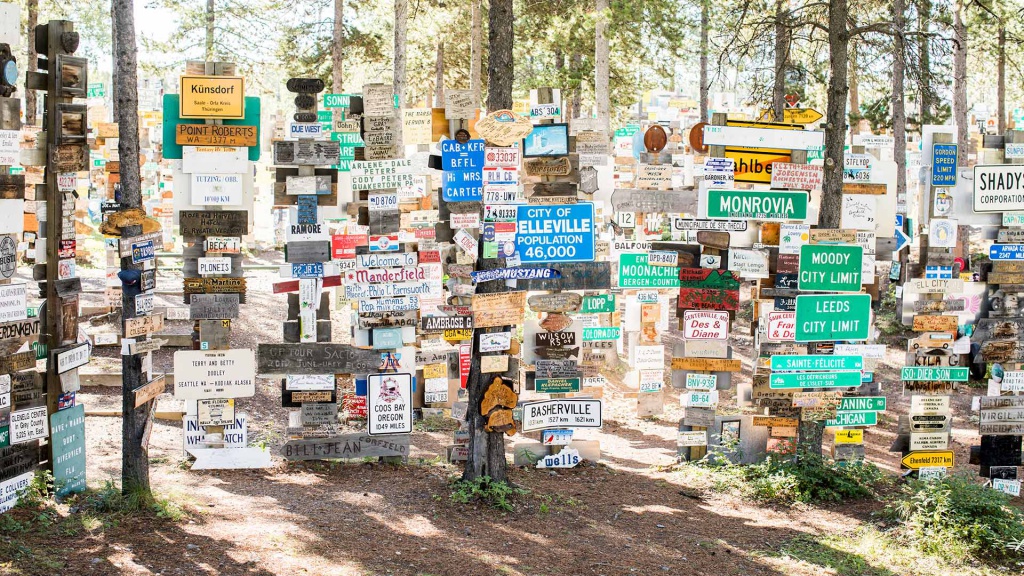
(900, 366, 969, 381)
(989, 244, 1024, 260)
(515, 204, 595, 263)
(770, 355, 863, 372)
(769, 371, 862, 389)
(837, 396, 886, 412)
(794, 294, 871, 342)
(825, 411, 878, 427)
(703, 125, 824, 150)
(895, 227, 911, 253)
(798, 244, 863, 292)
(901, 450, 954, 470)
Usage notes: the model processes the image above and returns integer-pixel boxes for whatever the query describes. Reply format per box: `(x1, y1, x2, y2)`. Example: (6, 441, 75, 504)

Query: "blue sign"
(291, 263, 324, 278)
(297, 195, 318, 224)
(131, 240, 155, 264)
(931, 143, 958, 187)
(515, 204, 595, 263)
(990, 244, 1024, 260)
(442, 170, 483, 202)
(371, 327, 404, 349)
(440, 139, 485, 171)
(925, 265, 953, 279)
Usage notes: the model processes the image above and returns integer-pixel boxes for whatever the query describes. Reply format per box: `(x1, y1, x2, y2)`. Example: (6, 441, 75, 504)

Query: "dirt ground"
(0, 259, 1008, 576)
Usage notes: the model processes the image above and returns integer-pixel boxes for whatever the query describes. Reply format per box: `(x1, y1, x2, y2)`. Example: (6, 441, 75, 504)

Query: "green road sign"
(770, 355, 864, 372)
(769, 371, 862, 389)
(323, 93, 353, 108)
(618, 254, 680, 288)
(317, 110, 332, 123)
(49, 405, 86, 497)
(900, 367, 969, 381)
(87, 82, 104, 98)
(825, 411, 878, 427)
(0, 425, 8, 447)
(798, 244, 863, 292)
(332, 131, 364, 146)
(583, 327, 620, 341)
(536, 378, 581, 394)
(161, 94, 261, 161)
(794, 294, 871, 342)
(581, 294, 615, 314)
(8, 167, 23, 175)
(706, 189, 809, 221)
(837, 396, 886, 412)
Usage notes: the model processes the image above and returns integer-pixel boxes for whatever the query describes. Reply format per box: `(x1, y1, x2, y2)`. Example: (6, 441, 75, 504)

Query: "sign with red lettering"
(682, 311, 729, 340)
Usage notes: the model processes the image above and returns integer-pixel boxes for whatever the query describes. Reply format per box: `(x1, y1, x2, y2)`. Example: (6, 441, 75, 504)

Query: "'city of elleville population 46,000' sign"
(515, 204, 595, 263)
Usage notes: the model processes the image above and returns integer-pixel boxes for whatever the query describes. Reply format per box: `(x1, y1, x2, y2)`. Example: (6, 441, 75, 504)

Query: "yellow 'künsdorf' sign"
(180, 75, 245, 119)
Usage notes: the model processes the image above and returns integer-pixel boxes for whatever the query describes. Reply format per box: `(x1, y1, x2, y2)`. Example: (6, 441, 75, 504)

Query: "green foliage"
(450, 476, 529, 512)
(884, 473, 1024, 564)
(694, 452, 887, 504)
(84, 481, 186, 521)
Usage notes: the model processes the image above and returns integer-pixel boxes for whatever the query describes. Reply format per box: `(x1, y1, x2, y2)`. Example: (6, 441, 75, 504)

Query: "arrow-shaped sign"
(895, 228, 911, 253)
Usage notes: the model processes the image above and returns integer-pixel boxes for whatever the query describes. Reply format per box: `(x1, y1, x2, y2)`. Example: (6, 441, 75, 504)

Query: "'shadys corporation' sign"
(973, 165, 1024, 212)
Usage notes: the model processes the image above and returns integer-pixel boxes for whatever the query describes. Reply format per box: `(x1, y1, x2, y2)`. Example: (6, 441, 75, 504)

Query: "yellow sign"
(759, 108, 824, 124)
(671, 357, 743, 372)
(834, 430, 864, 444)
(512, 99, 530, 115)
(423, 362, 447, 380)
(180, 75, 245, 119)
(721, 119, 804, 184)
(444, 329, 473, 341)
(901, 450, 954, 470)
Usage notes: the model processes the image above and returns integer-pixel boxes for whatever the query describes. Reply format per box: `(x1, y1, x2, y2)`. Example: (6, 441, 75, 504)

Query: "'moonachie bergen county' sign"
(974, 165, 1024, 212)
(704, 189, 808, 221)
(520, 399, 603, 432)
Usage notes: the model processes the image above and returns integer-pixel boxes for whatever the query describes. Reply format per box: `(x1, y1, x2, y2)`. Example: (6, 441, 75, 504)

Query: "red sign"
(58, 239, 76, 260)
(273, 275, 342, 294)
(415, 227, 436, 239)
(341, 393, 367, 418)
(459, 344, 472, 389)
(331, 234, 367, 259)
(419, 250, 441, 263)
(678, 288, 740, 311)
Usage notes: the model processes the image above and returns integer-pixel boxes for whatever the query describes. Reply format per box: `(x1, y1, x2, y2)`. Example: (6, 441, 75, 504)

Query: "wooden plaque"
(179, 210, 249, 237)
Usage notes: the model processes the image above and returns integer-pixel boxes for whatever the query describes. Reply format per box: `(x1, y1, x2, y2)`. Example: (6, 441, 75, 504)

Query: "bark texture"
(112, 0, 150, 497)
(486, 0, 513, 111)
(952, 0, 968, 166)
(24, 0, 38, 125)
(892, 0, 907, 200)
(332, 0, 344, 92)
(393, 0, 407, 147)
(772, 0, 788, 120)
(699, 0, 709, 123)
(205, 0, 215, 60)
(820, 0, 849, 231)
(594, 0, 609, 129)
(434, 40, 444, 108)
(470, 0, 482, 107)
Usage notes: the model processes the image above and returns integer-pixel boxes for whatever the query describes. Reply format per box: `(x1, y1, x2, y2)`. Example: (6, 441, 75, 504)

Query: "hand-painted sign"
(515, 204, 595, 263)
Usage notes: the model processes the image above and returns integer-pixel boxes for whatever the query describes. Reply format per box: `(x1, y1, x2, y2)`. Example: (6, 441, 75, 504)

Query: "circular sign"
(0, 236, 15, 279)
(644, 125, 668, 153)
(455, 129, 471, 144)
(689, 122, 708, 153)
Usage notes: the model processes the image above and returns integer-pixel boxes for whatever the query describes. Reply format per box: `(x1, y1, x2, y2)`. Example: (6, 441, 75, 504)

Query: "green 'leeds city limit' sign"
(794, 294, 871, 342)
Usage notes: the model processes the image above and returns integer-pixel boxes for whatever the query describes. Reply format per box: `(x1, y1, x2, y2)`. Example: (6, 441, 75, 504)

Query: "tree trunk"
(393, 0, 407, 147)
(470, 0, 482, 107)
(892, 0, 907, 200)
(699, 0, 709, 123)
(24, 0, 38, 125)
(997, 22, 1006, 134)
(486, 0, 513, 111)
(113, 0, 150, 498)
(594, 0, 609, 130)
(917, 0, 931, 128)
(772, 0, 788, 120)
(848, 40, 859, 136)
(571, 52, 582, 119)
(205, 0, 215, 60)
(820, 0, 849, 231)
(952, 0, 968, 166)
(111, 0, 119, 120)
(434, 40, 444, 108)
(332, 0, 344, 92)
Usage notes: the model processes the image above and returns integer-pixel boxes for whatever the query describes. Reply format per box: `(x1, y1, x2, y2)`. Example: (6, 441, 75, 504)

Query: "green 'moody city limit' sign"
(798, 244, 863, 292)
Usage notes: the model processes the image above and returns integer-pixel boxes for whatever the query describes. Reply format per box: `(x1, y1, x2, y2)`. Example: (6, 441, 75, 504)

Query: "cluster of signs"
(0, 19, 91, 513)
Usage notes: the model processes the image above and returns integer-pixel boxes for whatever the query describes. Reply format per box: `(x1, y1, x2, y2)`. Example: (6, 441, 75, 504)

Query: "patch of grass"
(450, 476, 529, 512)
(883, 473, 1024, 565)
(760, 526, 1016, 576)
(83, 481, 187, 522)
(414, 416, 460, 432)
(678, 451, 889, 505)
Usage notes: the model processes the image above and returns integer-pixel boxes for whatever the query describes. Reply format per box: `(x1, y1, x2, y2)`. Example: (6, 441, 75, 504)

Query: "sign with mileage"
(515, 204, 595, 263)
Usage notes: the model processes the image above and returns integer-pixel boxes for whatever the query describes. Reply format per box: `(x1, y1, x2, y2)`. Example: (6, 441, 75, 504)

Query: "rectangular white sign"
(521, 399, 603, 432)
(198, 257, 232, 276)
(366, 373, 413, 435)
(0, 284, 26, 322)
(190, 173, 243, 206)
(974, 165, 1024, 212)
(10, 406, 48, 445)
(702, 125, 824, 150)
(173, 349, 256, 400)
(682, 311, 729, 340)
(181, 146, 248, 174)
